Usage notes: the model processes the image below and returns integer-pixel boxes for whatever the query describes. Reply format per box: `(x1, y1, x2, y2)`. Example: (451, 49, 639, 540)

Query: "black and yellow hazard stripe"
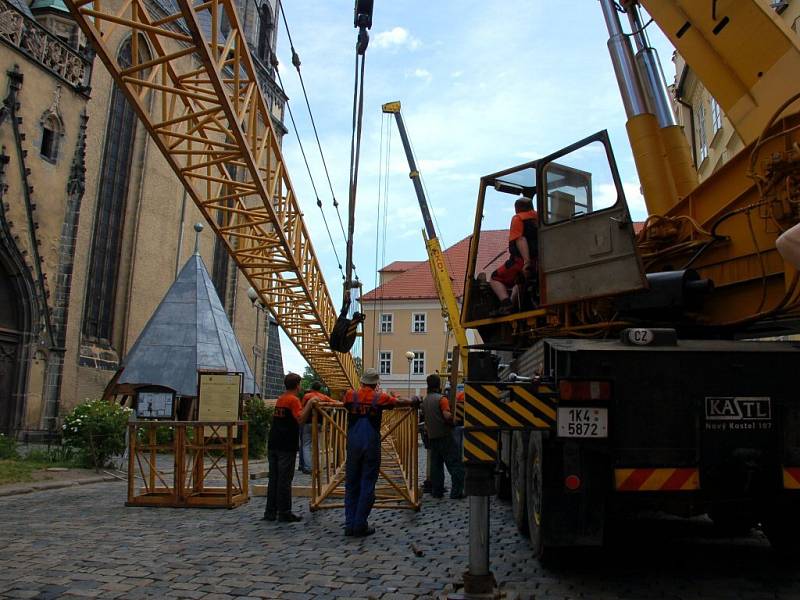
(464, 382, 557, 430)
(463, 429, 498, 464)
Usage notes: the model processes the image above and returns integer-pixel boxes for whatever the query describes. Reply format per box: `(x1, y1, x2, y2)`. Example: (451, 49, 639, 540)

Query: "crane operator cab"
(462, 130, 647, 345)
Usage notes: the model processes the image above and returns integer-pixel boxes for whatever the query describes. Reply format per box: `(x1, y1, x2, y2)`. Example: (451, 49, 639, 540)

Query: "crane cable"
(329, 0, 374, 354)
(278, 3, 349, 247)
(274, 67, 346, 281)
(344, 34, 368, 287)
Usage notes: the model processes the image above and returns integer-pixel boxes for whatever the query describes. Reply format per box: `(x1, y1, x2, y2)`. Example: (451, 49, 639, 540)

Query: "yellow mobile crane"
(381, 101, 469, 398)
(456, 0, 800, 594)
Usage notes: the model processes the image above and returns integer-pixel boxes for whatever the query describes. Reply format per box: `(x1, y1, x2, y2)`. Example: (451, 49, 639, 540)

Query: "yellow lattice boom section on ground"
(65, 0, 358, 390)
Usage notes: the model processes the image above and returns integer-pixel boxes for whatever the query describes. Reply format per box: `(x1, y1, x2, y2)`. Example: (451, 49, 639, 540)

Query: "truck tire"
(763, 499, 800, 555)
(526, 431, 544, 557)
(511, 430, 530, 536)
(709, 507, 756, 536)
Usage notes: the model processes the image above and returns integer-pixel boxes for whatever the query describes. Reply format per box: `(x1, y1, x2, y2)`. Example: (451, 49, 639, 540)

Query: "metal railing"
(309, 406, 420, 511)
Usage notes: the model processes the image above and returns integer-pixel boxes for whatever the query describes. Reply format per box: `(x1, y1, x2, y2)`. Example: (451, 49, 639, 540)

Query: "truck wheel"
(763, 499, 800, 555)
(511, 431, 530, 536)
(709, 507, 756, 536)
(526, 432, 544, 557)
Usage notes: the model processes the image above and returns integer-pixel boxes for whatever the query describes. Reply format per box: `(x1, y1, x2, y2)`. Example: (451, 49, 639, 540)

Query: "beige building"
(671, 1, 800, 181)
(362, 232, 506, 397)
(0, 0, 286, 438)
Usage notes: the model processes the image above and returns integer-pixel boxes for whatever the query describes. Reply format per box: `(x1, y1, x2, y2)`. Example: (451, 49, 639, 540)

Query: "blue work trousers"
(429, 434, 465, 498)
(344, 419, 381, 531)
(299, 423, 312, 471)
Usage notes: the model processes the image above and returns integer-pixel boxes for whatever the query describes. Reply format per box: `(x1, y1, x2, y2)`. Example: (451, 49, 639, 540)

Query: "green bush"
(25, 445, 79, 465)
(244, 396, 273, 459)
(135, 424, 175, 447)
(62, 399, 132, 470)
(0, 433, 17, 459)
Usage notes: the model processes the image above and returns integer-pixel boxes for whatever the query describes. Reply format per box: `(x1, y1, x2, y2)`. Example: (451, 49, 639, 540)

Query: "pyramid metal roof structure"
(118, 251, 257, 396)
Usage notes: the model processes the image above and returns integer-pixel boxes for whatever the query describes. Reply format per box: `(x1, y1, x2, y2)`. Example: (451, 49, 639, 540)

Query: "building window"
(412, 312, 427, 333)
(40, 115, 61, 162)
(710, 97, 722, 135)
(412, 351, 425, 375)
(379, 351, 392, 375)
(380, 313, 393, 333)
(257, 2, 274, 63)
(82, 38, 140, 342)
(211, 165, 238, 319)
(696, 103, 708, 163)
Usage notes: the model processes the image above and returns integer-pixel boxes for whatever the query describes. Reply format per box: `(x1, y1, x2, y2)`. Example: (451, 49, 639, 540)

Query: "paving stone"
(0, 471, 799, 600)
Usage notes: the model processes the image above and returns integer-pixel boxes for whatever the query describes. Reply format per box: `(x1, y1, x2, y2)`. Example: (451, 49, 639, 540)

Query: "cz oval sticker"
(627, 328, 653, 345)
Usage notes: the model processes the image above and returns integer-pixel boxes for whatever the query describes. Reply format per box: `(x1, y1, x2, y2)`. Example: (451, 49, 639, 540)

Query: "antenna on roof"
(193, 222, 203, 255)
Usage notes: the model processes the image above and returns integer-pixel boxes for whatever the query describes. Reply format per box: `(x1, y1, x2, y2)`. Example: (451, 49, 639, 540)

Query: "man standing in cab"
(489, 196, 538, 315)
(343, 368, 417, 537)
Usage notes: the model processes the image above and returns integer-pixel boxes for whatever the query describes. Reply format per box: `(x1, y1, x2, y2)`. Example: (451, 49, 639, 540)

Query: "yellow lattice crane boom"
(65, 0, 358, 391)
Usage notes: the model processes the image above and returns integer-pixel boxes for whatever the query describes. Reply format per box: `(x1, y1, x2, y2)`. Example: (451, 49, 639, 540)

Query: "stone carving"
(0, 0, 91, 90)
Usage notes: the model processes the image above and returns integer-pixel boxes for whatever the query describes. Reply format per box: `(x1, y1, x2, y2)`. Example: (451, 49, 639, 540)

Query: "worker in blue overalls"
(343, 368, 418, 537)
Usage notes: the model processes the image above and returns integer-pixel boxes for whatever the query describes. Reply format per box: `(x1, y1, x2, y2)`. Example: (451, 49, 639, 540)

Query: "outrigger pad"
(330, 311, 365, 353)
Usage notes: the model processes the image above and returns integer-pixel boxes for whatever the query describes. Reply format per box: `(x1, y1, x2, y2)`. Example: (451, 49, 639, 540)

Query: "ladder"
(65, 0, 358, 391)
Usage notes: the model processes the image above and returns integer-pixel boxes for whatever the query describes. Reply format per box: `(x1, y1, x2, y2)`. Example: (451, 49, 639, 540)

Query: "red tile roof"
(380, 260, 422, 273)
(363, 230, 508, 302)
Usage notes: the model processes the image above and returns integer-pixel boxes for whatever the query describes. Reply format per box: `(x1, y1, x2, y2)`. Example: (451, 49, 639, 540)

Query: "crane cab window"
(542, 141, 618, 224)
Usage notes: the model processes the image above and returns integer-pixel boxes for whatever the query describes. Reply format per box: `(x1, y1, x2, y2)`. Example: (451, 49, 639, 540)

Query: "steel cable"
(275, 68, 345, 281)
(278, 3, 349, 245)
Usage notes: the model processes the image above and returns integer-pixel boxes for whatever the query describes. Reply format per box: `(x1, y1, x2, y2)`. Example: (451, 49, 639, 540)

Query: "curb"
(0, 474, 122, 498)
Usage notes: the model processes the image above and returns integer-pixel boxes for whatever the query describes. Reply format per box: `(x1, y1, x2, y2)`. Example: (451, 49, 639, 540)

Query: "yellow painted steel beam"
(641, 0, 800, 145)
(65, 0, 358, 390)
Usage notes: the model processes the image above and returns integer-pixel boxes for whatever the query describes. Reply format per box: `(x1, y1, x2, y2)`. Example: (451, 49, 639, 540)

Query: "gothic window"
(40, 115, 61, 162)
(257, 2, 274, 63)
(212, 165, 236, 316)
(82, 38, 141, 342)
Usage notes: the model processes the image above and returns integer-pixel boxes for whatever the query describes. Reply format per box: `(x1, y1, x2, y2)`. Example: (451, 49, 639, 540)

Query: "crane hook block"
(330, 310, 365, 353)
(354, 0, 374, 29)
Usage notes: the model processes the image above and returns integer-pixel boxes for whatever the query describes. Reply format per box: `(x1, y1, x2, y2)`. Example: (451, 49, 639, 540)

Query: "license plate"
(557, 407, 608, 438)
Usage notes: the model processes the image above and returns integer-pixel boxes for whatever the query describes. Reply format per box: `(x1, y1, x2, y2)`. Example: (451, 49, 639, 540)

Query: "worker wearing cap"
(299, 381, 339, 474)
(489, 196, 538, 315)
(421, 374, 465, 499)
(343, 368, 417, 537)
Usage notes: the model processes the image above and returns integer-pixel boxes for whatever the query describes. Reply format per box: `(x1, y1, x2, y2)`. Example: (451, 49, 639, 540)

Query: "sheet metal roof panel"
(119, 254, 256, 396)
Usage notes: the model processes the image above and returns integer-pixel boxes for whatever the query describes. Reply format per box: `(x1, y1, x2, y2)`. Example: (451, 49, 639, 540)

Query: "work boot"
(496, 299, 513, 316)
(262, 512, 276, 521)
(344, 528, 353, 537)
(352, 525, 375, 537)
(278, 512, 302, 523)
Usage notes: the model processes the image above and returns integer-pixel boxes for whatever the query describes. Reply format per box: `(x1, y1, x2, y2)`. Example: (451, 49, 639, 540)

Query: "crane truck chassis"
(454, 2, 800, 575)
(465, 337, 800, 556)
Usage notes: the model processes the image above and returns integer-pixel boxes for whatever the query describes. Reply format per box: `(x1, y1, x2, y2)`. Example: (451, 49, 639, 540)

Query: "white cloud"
(411, 68, 432, 82)
(375, 27, 421, 50)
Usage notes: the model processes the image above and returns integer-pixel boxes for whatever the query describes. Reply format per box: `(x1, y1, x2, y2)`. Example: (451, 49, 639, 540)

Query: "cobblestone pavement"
(1, 479, 799, 599)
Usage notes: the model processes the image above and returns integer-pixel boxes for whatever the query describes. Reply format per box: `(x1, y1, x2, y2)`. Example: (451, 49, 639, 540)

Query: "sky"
(270, 1, 677, 375)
